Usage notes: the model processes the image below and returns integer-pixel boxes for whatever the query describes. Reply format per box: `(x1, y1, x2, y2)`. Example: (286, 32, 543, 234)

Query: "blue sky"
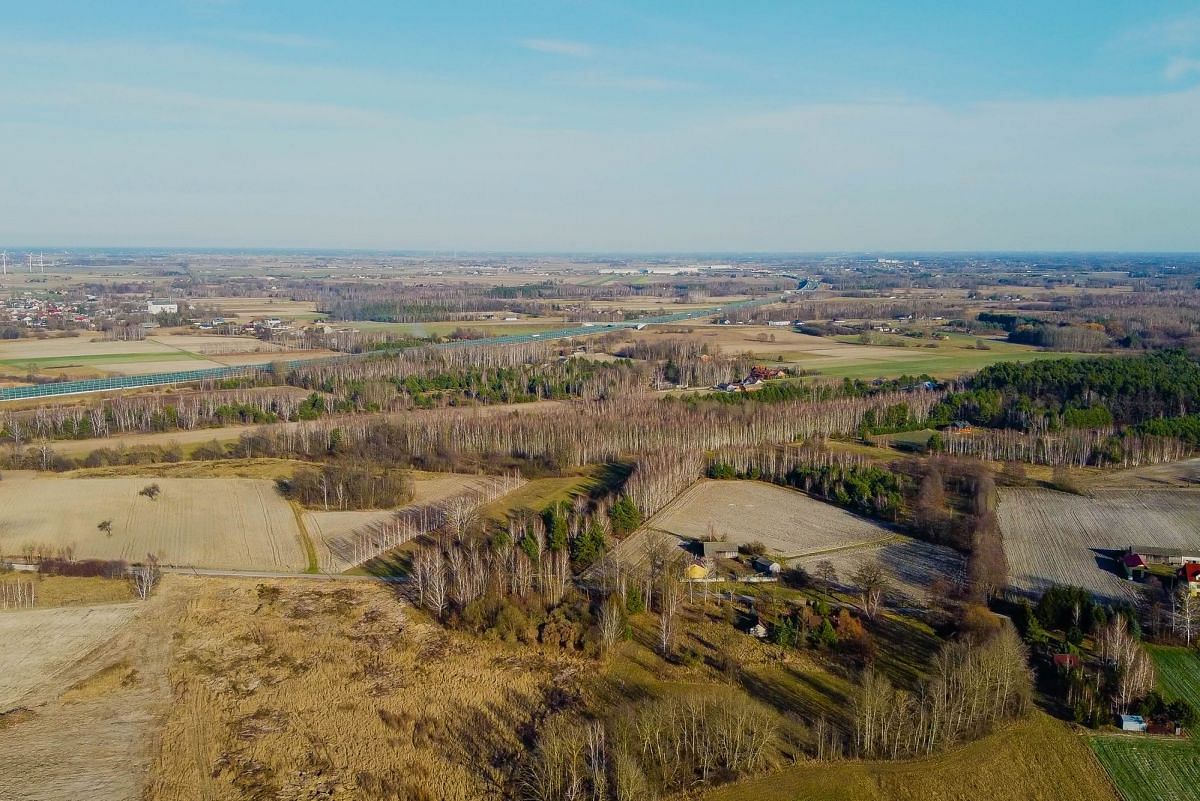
(2, 1, 1199, 251)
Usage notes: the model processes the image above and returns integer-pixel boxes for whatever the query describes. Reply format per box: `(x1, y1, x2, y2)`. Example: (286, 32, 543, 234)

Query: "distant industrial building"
(147, 299, 178, 315)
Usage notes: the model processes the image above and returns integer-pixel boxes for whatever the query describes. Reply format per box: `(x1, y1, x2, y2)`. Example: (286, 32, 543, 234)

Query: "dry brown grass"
(146, 578, 580, 801)
(65, 457, 318, 480)
(0, 575, 133, 607)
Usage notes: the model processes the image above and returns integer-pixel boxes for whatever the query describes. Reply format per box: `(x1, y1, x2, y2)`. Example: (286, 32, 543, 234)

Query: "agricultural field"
(651, 479, 896, 558)
(350, 318, 567, 337)
(1088, 735, 1200, 801)
(703, 712, 1118, 801)
(0, 603, 137, 709)
(0, 583, 187, 801)
(0, 474, 307, 571)
(998, 489, 1200, 604)
(192, 296, 321, 322)
(790, 536, 966, 607)
(640, 324, 1082, 380)
(1147, 645, 1200, 703)
(0, 333, 328, 382)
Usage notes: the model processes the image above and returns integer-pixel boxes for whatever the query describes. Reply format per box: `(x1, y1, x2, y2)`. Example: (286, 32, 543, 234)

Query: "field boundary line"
(288, 500, 320, 574)
(781, 534, 905, 561)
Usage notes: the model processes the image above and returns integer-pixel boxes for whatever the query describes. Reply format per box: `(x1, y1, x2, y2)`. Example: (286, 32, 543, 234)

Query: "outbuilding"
(1120, 714, 1148, 733)
(696, 540, 738, 560)
(751, 556, 782, 576)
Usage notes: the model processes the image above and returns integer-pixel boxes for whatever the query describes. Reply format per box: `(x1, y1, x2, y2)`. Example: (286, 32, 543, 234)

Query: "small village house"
(1180, 563, 1200, 595)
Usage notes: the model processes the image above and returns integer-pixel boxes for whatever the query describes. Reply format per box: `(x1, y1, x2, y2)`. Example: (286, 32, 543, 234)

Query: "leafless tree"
(598, 595, 625, 657)
(1096, 615, 1156, 714)
(130, 554, 161, 601)
(851, 563, 886, 620)
(1173, 587, 1200, 647)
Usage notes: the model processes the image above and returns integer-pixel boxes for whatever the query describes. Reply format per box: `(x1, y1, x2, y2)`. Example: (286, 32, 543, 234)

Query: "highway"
(0, 291, 801, 402)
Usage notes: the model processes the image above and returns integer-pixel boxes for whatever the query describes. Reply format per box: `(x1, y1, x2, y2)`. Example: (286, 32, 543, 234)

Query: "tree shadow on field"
(589, 461, 634, 499)
(440, 686, 543, 795)
(867, 614, 941, 689)
(737, 664, 852, 729)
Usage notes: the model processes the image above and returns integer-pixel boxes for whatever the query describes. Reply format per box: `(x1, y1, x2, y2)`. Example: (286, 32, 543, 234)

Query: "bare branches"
(130, 554, 161, 601)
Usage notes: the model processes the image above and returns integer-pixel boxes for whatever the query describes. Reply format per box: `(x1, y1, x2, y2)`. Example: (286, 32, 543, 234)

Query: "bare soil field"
(1083, 457, 1200, 490)
(999, 488, 1200, 603)
(790, 536, 965, 607)
(149, 334, 296, 355)
(144, 577, 574, 801)
(0, 603, 137, 709)
(196, 297, 320, 322)
(651, 479, 896, 557)
(0, 333, 328, 379)
(0, 475, 307, 571)
(0, 581, 188, 801)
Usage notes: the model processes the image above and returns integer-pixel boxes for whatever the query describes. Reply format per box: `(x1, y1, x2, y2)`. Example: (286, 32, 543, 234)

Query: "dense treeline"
(933, 350, 1200, 431)
(222, 391, 942, 474)
(275, 461, 414, 510)
(936, 426, 1188, 468)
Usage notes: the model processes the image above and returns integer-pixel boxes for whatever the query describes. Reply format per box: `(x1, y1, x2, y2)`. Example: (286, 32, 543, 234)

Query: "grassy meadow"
(705, 712, 1118, 801)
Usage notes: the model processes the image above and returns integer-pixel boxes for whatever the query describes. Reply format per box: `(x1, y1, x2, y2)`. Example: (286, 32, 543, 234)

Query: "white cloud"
(226, 31, 328, 48)
(519, 38, 595, 58)
(567, 70, 695, 92)
(1165, 56, 1200, 80)
(1126, 12, 1200, 49)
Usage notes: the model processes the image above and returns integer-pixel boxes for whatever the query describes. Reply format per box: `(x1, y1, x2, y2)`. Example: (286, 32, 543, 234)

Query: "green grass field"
(1089, 735, 1200, 801)
(812, 337, 1088, 380)
(1147, 645, 1200, 703)
(704, 712, 1117, 801)
(0, 351, 207, 368)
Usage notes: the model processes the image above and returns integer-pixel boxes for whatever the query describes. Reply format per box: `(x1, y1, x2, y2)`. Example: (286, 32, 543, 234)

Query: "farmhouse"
(695, 540, 738, 559)
(749, 365, 788, 380)
(1119, 552, 1146, 581)
(1052, 653, 1081, 671)
(1180, 563, 1200, 595)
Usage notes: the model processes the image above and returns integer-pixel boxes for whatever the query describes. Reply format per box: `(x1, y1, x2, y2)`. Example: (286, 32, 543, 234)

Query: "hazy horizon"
(3, 2, 1199, 251)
